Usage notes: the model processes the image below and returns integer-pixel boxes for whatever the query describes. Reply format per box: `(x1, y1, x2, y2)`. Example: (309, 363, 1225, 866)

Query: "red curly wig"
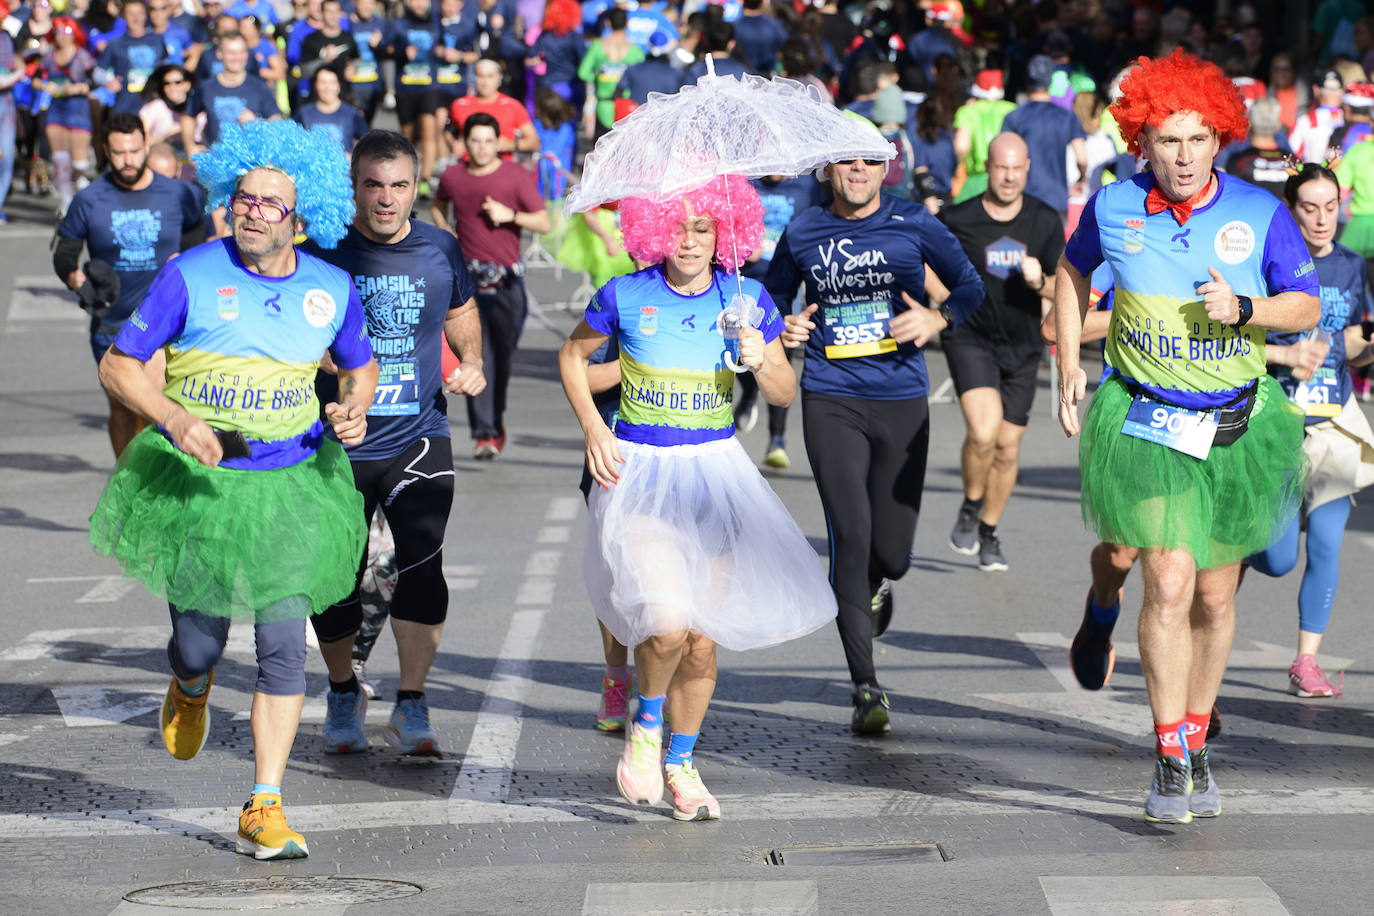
(52, 15, 88, 47)
(541, 0, 581, 37)
(1110, 49, 1249, 156)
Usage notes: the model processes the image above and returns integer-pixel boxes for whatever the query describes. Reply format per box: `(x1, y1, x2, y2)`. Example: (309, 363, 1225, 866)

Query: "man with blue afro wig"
(90, 116, 380, 860)
(193, 118, 356, 247)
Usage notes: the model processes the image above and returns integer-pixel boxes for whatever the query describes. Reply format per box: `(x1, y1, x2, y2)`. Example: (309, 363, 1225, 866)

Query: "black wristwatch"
(938, 303, 954, 327)
(1233, 295, 1253, 327)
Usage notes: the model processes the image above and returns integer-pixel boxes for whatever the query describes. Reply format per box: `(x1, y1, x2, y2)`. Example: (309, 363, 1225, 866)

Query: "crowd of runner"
(14, 0, 1374, 858)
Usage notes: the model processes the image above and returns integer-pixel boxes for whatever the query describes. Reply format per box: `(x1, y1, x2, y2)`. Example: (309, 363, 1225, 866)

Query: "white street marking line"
(975, 691, 1150, 737)
(523, 550, 562, 576)
(546, 496, 579, 521)
(516, 579, 555, 605)
(1041, 876, 1290, 916)
(50, 688, 163, 727)
(442, 564, 483, 590)
(584, 882, 819, 916)
(0, 625, 166, 662)
(537, 525, 571, 544)
(10, 785, 1374, 839)
(448, 608, 548, 814)
(76, 577, 141, 603)
(5, 275, 83, 322)
(109, 902, 346, 916)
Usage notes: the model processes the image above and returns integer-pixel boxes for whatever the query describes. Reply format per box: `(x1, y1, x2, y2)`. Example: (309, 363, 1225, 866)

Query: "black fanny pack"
(1212, 379, 1259, 446)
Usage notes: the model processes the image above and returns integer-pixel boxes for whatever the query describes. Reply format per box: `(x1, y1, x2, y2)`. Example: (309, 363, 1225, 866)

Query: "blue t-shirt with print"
(96, 31, 167, 111)
(153, 24, 195, 66)
(113, 238, 372, 470)
(306, 220, 477, 461)
(187, 73, 280, 144)
(742, 174, 825, 283)
(763, 195, 985, 400)
(583, 265, 783, 446)
(389, 16, 438, 91)
(1000, 100, 1086, 212)
(295, 102, 370, 151)
(1268, 242, 1373, 423)
(58, 173, 204, 325)
(349, 14, 386, 87)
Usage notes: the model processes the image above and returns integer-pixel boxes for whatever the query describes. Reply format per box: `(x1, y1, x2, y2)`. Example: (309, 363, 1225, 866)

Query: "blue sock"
(177, 673, 209, 697)
(251, 783, 281, 799)
(664, 731, 698, 768)
(1088, 592, 1120, 626)
(635, 694, 665, 727)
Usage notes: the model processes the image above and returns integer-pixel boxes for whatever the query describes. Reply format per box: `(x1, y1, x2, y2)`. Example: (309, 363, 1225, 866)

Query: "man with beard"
(90, 119, 378, 859)
(54, 112, 205, 455)
(306, 129, 487, 758)
(764, 152, 984, 734)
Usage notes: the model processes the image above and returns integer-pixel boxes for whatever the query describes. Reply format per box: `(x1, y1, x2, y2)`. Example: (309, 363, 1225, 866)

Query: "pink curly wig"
(1110, 49, 1250, 156)
(619, 174, 764, 272)
(541, 0, 581, 36)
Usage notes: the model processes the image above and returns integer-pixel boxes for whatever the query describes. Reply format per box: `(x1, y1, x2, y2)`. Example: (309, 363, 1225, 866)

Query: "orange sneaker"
(161, 670, 213, 760)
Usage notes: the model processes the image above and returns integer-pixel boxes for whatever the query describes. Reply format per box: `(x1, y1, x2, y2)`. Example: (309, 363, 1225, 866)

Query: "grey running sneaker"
(351, 659, 378, 701)
(850, 684, 891, 734)
(1144, 755, 1193, 824)
(322, 688, 367, 754)
(978, 532, 1008, 571)
(870, 578, 894, 637)
(385, 696, 442, 757)
(1188, 747, 1221, 818)
(949, 502, 980, 555)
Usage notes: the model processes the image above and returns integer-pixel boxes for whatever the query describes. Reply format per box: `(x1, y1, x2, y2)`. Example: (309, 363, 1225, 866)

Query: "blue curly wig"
(193, 119, 354, 248)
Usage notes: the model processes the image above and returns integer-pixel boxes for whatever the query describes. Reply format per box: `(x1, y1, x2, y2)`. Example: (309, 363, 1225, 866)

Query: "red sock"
(1183, 710, 1211, 752)
(1154, 719, 1187, 759)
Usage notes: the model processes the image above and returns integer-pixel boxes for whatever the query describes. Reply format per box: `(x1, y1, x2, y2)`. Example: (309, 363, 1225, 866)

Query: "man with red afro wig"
(1052, 49, 1321, 825)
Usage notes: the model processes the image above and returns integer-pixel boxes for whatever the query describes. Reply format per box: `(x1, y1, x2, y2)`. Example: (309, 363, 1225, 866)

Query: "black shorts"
(943, 336, 1041, 427)
(395, 88, 441, 125)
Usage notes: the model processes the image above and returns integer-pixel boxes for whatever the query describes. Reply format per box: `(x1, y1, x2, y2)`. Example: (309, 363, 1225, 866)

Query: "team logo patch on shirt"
(217, 286, 239, 321)
(1214, 221, 1256, 264)
(302, 288, 337, 328)
(984, 236, 1027, 280)
(1123, 218, 1145, 255)
(639, 305, 658, 336)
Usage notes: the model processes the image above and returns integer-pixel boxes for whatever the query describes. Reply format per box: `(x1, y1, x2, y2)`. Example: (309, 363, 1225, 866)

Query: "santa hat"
(970, 69, 1004, 100)
(1343, 82, 1374, 109)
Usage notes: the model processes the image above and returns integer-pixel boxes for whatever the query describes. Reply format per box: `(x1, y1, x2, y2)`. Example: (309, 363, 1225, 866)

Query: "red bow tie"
(1145, 175, 1213, 225)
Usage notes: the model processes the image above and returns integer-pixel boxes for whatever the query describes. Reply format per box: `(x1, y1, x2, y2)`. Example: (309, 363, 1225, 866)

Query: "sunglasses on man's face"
(834, 158, 887, 167)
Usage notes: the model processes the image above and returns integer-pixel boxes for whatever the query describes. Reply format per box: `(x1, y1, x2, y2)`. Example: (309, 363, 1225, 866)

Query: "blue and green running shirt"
(582, 265, 784, 446)
(114, 238, 373, 469)
(1065, 170, 1318, 409)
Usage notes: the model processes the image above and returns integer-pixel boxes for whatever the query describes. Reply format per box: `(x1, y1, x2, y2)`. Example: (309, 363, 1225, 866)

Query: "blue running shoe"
(1144, 755, 1193, 824)
(322, 688, 367, 754)
(385, 695, 442, 757)
(1188, 747, 1221, 818)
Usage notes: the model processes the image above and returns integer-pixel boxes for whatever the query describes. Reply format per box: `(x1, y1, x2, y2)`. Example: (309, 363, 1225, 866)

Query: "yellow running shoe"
(161, 670, 213, 760)
(236, 794, 309, 860)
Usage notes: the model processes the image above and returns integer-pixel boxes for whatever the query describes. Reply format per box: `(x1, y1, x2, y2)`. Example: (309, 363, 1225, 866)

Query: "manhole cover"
(125, 876, 423, 909)
(766, 842, 950, 866)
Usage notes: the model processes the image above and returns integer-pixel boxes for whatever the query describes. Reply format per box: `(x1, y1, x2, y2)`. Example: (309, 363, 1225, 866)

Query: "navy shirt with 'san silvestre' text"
(763, 194, 985, 400)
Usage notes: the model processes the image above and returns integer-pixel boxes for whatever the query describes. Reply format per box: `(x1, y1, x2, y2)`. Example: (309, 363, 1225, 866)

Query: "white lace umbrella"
(565, 64, 893, 213)
(566, 60, 893, 370)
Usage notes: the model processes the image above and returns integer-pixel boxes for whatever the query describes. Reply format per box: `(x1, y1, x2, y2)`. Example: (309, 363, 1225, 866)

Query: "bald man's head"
(985, 131, 1030, 207)
(146, 143, 181, 180)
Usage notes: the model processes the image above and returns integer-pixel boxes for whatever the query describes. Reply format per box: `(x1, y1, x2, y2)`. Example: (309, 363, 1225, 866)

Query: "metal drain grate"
(124, 876, 423, 909)
(766, 842, 951, 866)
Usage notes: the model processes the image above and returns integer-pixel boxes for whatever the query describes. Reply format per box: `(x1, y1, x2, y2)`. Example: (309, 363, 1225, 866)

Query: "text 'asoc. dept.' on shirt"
(583, 266, 783, 446)
(114, 238, 372, 469)
(1066, 171, 1318, 409)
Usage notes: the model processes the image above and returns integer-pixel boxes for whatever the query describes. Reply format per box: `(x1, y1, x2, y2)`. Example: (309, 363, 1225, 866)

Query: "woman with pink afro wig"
(1110, 48, 1250, 156)
(558, 173, 837, 821)
(619, 173, 764, 270)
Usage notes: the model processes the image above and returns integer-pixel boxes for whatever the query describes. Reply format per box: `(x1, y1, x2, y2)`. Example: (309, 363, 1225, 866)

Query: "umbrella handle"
(723, 349, 749, 374)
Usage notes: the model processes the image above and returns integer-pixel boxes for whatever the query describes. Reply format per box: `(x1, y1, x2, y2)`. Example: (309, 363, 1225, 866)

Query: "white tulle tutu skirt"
(584, 436, 837, 651)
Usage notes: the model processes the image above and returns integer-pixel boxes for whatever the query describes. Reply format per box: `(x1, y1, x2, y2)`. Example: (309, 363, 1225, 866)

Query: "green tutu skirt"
(557, 209, 635, 289)
(1079, 374, 1307, 569)
(89, 428, 366, 622)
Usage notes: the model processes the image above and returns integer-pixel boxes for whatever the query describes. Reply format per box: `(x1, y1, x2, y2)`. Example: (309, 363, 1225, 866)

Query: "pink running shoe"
(615, 721, 663, 805)
(1289, 654, 1342, 698)
(596, 676, 630, 732)
(664, 763, 721, 821)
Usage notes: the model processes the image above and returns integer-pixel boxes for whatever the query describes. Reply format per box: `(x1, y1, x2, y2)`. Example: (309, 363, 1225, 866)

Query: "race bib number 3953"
(822, 300, 896, 359)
